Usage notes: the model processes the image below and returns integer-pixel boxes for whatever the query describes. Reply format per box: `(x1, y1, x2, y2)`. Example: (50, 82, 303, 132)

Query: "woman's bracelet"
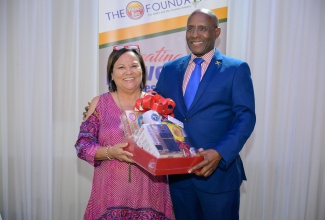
(106, 146, 114, 160)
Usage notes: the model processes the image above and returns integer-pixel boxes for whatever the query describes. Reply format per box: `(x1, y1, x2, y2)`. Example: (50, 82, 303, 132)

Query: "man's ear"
(215, 27, 221, 38)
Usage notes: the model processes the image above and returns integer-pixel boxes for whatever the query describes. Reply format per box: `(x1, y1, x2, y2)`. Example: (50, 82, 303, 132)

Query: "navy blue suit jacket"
(155, 49, 256, 193)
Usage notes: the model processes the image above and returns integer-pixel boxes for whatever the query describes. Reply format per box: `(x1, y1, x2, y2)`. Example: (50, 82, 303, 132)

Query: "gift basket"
(121, 91, 204, 176)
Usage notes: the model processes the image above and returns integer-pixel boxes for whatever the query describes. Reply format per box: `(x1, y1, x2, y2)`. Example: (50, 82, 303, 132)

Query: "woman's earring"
(140, 82, 144, 90)
(109, 80, 113, 90)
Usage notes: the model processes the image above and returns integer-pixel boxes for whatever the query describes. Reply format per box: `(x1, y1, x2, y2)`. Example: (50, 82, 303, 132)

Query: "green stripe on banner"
(99, 18, 227, 49)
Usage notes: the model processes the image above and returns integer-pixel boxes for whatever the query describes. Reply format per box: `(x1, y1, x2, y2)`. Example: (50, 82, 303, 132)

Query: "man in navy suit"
(155, 8, 256, 220)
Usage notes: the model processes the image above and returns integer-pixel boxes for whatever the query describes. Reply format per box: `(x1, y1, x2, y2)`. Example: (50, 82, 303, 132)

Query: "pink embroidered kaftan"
(75, 93, 173, 220)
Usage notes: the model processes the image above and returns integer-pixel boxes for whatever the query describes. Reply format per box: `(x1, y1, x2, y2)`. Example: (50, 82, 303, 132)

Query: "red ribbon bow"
(134, 91, 176, 117)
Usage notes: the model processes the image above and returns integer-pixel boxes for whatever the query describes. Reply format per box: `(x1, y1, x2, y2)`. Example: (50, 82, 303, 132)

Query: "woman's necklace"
(115, 90, 142, 183)
(116, 90, 124, 111)
(116, 90, 142, 111)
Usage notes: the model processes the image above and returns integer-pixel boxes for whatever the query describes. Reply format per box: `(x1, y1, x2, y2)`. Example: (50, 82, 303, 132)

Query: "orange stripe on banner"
(99, 7, 227, 46)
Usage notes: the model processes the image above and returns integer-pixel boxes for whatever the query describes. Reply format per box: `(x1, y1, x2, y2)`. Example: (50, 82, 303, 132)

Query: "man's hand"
(188, 148, 222, 177)
(82, 101, 91, 120)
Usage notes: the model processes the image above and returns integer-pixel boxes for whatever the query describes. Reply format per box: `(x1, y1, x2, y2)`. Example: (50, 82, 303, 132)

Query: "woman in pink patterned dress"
(75, 45, 173, 220)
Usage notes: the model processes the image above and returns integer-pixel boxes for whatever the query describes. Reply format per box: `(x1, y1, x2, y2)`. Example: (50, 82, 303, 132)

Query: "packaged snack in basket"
(134, 123, 184, 158)
(120, 110, 144, 138)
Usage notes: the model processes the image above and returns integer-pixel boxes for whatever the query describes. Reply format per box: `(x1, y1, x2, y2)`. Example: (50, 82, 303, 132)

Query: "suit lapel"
(175, 56, 191, 114)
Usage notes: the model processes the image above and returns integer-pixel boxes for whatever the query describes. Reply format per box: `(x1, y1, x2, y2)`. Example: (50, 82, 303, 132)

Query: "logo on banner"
(103, 0, 206, 21)
(126, 1, 145, 20)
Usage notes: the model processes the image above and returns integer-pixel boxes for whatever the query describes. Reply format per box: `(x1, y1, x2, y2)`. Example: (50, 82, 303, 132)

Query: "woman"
(75, 45, 173, 220)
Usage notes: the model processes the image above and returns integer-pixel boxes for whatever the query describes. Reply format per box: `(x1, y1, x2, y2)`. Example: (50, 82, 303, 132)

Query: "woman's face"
(111, 51, 143, 93)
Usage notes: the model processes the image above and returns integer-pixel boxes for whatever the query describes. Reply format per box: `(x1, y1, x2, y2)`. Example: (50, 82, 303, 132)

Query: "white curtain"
(0, 0, 324, 220)
(0, 0, 98, 219)
(228, 1, 325, 220)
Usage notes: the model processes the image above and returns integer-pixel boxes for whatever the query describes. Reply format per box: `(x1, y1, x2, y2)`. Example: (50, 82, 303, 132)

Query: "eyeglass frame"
(113, 45, 140, 52)
(186, 25, 218, 34)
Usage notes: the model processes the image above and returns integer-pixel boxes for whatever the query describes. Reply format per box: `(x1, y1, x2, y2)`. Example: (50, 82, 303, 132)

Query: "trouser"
(170, 185, 240, 220)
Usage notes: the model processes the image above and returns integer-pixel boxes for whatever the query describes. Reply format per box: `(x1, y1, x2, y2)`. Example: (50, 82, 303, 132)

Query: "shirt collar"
(190, 48, 215, 63)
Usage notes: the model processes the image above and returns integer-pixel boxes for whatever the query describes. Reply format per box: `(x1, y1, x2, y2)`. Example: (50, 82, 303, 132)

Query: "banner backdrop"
(98, 0, 228, 93)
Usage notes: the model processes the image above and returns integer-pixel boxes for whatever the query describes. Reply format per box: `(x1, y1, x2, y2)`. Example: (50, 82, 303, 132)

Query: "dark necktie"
(184, 57, 204, 109)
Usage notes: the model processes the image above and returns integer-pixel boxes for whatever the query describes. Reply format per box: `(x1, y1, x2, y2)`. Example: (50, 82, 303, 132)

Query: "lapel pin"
(215, 61, 221, 65)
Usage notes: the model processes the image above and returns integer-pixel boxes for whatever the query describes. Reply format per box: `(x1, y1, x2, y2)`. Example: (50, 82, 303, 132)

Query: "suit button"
(184, 118, 188, 122)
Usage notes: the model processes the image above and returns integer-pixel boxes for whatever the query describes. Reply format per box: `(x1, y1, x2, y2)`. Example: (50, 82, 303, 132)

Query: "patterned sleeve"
(75, 110, 102, 167)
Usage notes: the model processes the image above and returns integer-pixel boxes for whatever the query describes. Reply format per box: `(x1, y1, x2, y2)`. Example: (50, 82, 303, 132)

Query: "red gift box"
(124, 138, 204, 176)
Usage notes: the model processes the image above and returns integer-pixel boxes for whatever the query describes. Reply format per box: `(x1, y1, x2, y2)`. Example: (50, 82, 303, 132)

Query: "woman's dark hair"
(107, 48, 147, 92)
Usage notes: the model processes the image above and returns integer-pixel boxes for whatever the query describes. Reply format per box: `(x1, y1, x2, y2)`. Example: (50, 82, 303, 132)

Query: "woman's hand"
(95, 143, 133, 163)
(107, 143, 134, 163)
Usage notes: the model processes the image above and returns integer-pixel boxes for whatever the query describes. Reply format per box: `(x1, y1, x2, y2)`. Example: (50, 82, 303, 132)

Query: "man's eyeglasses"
(113, 45, 140, 52)
(186, 26, 217, 34)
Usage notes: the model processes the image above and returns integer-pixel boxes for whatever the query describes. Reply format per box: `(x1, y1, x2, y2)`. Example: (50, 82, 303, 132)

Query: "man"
(154, 8, 256, 219)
